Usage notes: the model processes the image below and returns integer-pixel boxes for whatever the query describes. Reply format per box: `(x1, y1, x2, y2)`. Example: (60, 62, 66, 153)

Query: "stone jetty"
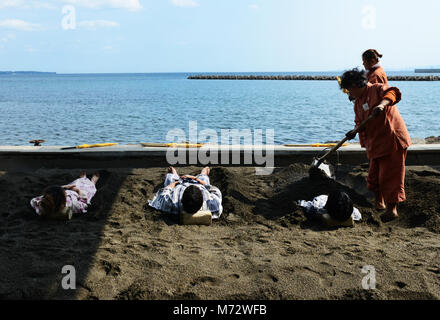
(188, 75, 440, 81)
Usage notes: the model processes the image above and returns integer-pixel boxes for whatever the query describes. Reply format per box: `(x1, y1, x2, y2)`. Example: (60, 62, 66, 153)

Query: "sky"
(0, 0, 440, 73)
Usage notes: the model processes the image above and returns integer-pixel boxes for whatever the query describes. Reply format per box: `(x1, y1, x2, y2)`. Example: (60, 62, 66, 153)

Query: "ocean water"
(0, 72, 438, 146)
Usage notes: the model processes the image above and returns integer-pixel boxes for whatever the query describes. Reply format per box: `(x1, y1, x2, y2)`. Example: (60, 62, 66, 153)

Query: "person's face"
(347, 86, 365, 99)
(363, 58, 377, 70)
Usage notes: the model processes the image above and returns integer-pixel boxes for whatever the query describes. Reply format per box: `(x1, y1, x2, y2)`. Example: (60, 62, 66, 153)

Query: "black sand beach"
(0, 163, 439, 300)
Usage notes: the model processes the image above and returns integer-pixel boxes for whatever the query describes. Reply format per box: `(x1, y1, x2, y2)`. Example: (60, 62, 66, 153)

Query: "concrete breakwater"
(188, 75, 440, 81)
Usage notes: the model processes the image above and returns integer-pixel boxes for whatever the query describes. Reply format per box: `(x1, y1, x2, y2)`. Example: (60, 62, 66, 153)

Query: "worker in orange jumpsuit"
(357, 49, 389, 148)
(362, 49, 388, 84)
(340, 68, 412, 222)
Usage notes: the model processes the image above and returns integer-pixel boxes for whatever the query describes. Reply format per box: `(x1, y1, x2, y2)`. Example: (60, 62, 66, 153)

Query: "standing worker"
(357, 49, 389, 149)
(362, 49, 388, 84)
(340, 68, 411, 222)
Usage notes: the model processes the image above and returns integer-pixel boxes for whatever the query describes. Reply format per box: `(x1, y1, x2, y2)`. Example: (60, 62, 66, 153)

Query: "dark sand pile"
(0, 164, 439, 300)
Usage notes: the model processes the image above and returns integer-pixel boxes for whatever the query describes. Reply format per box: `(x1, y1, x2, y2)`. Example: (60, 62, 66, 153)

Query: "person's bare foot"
(80, 171, 86, 178)
(201, 166, 210, 176)
(375, 193, 386, 210)
(380, 203, 398, 222)
(91, 172, 100, 185)
(168, 166, 178, 175)
(380, 211, 398, 222)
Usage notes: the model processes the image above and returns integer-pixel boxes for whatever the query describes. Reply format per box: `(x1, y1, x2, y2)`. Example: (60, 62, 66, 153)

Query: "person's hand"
(181, 175, 196, 180)
(71, 186, 81, 194)
(372, 104, 385, 117)
(345, 129, 357, 140)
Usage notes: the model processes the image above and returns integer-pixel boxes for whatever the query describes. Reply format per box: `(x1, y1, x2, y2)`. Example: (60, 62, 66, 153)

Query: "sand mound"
(199, 164, 440, 232)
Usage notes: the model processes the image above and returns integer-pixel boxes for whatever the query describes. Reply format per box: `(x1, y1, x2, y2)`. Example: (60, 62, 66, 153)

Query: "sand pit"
(0, 164, 439, 300)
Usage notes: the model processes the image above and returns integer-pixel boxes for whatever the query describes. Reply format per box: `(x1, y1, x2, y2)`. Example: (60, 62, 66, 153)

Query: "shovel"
(309, 113, 375, 179)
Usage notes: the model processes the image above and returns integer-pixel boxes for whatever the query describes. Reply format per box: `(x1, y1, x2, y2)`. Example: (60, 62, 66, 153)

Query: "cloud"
(1, 33, 16, 43)
(249, 4, 259, 10)
(171, 0, 199, 8)
(62, 0, 142, 11)
(0, 19, 42, 31)
(25, 45, 37, 52)
(78, 20, 120, 29)
(0, 0, 24, 8)
(0, 0, 56, 9)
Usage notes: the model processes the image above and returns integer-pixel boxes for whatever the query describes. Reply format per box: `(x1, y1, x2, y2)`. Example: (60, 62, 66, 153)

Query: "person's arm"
(208, 186, 222, 201)
(373, 90, 397, 116)
(68, 194, 88, 214)
(206, 186, 223, 217)
(168, 181, 179, 189)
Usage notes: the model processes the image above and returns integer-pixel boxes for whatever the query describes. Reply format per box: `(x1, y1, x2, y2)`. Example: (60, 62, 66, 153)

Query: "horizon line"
(0, 69, 420, 75)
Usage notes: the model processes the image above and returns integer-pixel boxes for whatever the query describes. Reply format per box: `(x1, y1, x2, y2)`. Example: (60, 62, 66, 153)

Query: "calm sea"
(0, 72, 438, 146)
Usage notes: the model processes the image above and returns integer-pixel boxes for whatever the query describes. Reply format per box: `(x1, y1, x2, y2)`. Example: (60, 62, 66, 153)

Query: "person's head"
(324, 190, 353, 222)
(39, 186, 66, 218)
(339, 68, 368, 99)
(362, 49, 383, 70)
(181, 185, 203, 214)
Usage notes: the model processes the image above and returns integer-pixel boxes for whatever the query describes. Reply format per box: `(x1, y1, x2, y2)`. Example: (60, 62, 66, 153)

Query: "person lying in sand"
(30, 171, 100, 220)
(340, 68, 411, 222)
(148, 166, 223, 219)
(299, 190, 361, 228)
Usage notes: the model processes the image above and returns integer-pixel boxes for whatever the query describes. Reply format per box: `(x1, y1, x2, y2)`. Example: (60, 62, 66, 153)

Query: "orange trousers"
(367, 147, 408, 204)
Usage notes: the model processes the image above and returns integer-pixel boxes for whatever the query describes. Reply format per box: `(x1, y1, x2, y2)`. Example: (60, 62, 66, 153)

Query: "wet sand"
(0, 164, 439, 300)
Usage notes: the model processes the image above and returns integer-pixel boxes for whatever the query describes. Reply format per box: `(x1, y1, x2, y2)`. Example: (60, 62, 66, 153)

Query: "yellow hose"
(76, 143, 118, 149)
(284, 143, 349, 147)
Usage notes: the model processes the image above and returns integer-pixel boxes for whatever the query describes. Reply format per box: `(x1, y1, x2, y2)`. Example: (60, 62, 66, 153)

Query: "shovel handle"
(315, 113, 375, 166)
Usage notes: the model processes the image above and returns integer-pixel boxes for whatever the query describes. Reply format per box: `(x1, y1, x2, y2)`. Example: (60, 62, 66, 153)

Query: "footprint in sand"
(395, 281, 408, 289)
(264, 274, 279, 283)
(191, 276, 222, 286)
(101, 260, 121, 277)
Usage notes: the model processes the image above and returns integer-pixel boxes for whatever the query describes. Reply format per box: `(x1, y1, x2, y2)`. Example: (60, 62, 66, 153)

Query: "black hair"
(324, 190, 353, 222)
(40, 185, 66, 217)
(339, 68, 368, 90)
(362, 49, 383, 62)
(181, 185, 203, 214)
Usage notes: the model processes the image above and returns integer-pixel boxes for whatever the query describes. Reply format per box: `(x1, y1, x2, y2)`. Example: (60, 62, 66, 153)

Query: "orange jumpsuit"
(358, 65, 389, 147)
(367, 65, 388, 85)
(354, 83, 412, 203)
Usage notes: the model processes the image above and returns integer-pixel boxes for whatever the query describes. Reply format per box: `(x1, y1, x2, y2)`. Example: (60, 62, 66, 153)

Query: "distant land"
(0, 71, 56, 75)
(415, 69, 440, 73)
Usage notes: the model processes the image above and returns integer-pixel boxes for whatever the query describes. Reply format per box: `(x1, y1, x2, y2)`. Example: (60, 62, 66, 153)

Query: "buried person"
(148, 166, 223, 224)
(340, 68, 412, 222)
(30, 171, 100, 220)
(299, 191, 362, 228)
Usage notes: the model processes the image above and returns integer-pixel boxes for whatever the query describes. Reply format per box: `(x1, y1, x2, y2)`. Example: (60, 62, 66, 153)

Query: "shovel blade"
(309, 159, 334, 179)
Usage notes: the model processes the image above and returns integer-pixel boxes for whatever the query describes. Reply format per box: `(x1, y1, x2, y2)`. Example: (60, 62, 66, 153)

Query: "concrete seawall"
(1, 144, 439, 171)
(188, 75, 440, 81)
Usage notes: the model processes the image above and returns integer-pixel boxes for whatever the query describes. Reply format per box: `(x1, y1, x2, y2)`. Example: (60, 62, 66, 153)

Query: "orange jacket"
(354, 83, 411, 160)
(358, 65, 388, 147)
(367, 65, 388, 85)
